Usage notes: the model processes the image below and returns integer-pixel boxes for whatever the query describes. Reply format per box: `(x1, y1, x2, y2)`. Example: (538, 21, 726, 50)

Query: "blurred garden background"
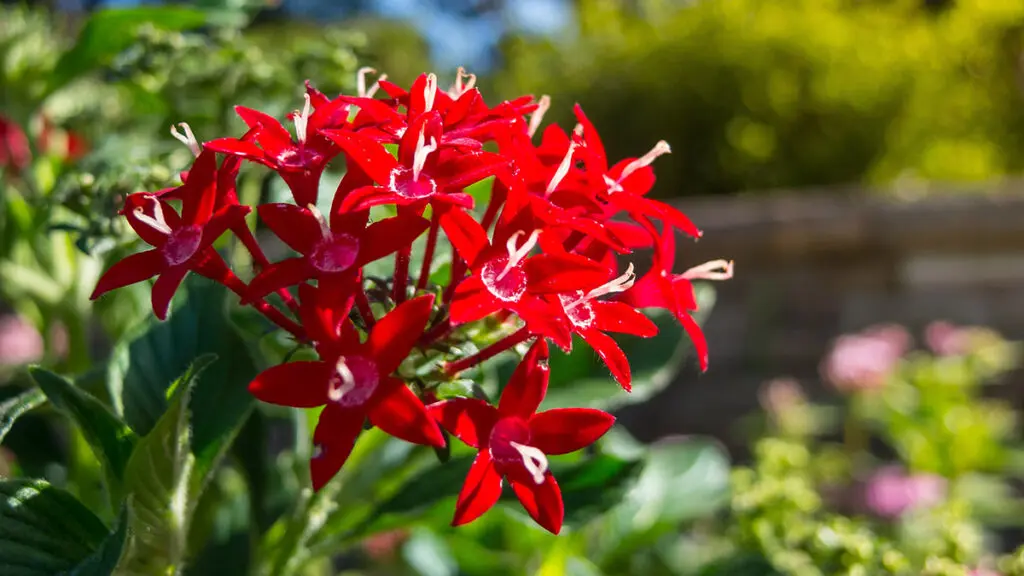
(4, 0, 1024, 574)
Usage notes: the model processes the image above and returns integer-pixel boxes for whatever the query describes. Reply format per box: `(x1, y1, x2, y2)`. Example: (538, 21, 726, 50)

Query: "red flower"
(440, 207, 612, 349)
(547, 263, 658, 390)
(324, 110, 509, 213)
(91, 192, 248, 320)
(245, 203, 429, 302)
(249, 285, 445, 490)
(204, 91, 348, 206)
(619, 221, 733, 371)
(428, 340, 616, 534)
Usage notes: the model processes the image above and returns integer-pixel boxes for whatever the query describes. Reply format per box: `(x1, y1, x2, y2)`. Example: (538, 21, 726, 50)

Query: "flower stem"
(393, 245, 411, 304)
(354, 288, 376, 329)
(444, 327, 531, 376)
(421, 317, 453, 345)
(416, 213, 440, 291)
(443, 259, 467, 304)
(221, 277, 305, 338)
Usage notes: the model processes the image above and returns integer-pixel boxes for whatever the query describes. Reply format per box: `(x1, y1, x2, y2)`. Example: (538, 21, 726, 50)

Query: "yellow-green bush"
(492, 0, 1024, 196)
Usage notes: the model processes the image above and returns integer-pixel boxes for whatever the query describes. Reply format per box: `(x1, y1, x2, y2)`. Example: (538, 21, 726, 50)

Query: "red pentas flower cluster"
(90, 68, 733, 534)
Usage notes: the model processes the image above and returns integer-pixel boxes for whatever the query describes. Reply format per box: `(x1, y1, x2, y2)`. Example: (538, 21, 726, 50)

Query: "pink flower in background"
(925, 321, 969, 356)
(967, 569, 1001, 576)
(821, 324, 910, 392)
(0, 314, 44, 366)
(863, 466, 946, 519)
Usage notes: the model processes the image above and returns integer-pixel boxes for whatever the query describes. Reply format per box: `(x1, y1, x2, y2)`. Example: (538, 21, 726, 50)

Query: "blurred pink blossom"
(0, 315, 44, 366)
(967, 569, 1001, 576)
(863, 466, 947, 519)
(925, 321, 969, 356)
(821, 324, 910, 392)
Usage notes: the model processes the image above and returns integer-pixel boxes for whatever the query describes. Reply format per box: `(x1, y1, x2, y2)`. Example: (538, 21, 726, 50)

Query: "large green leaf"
(108, 277, 258, 471)
(0, 479, 127, 575)
(598, 436, 731, 571)
(48, 7, 207, 94)
(29, 367, 138, 498)
(114, 356, 213, 576)
(0, 387, 45, 444)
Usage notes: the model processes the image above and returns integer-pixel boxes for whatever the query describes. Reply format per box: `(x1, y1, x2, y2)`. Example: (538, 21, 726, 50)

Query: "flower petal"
(426, 398, 498, 449)
(245, 257, 313, 303)
(439, 208, 489, 267)
(513, 296, 572, 351)
(525, 253, 611, 293)
(452, 451, 503, 527)
(353, 214, 430, 267)
(203, 137, 270, 166)
(234, 105, 293, 157)
(179, 150, 218, 226)
(338, 185, 398, 213)
(249, 361, 331, 407)
(579, 328, 631, 390)
(679, 310, 709, 372)
(449, 276, 501, 325)
(151, 266, 189, 320)
(529, 408, 615, 455)
(91, 250, 164, 300)
(310, 403, 364, 491)
(435, 151, 509, 191)
(368, 377, 445, 447)
(258, 203, 320, 255)
(592, 301, 658, 337)
(509, 471, 563, 535)
(498, 339, 549, 419)
(322, 129, 398, 186)
(366, 294, 435, 375)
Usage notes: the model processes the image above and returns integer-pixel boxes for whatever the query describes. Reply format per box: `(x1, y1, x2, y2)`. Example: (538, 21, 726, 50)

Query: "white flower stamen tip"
(528, 95, 551, 138)
(328, 357, 357, 402)
(133, 196, 173, 236)
(545, 142, 578, 197)
(510, 441, 548, 485)
(412, 125, 438, 182)
(497, 229, 540, 281)
(294, 94, 312, 144)
(423, 73, 438, 113)
(307, 203, 331, 239)
(449, 67, 477, 98)
(682, 259, 734, 281)
(357, 67, 377, 98)
(618, 140, 672, 184)
(170, 122, 200, 157)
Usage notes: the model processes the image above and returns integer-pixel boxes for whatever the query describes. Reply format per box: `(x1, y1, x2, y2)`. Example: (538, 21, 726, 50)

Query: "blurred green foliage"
(494, 0, 1024, 196)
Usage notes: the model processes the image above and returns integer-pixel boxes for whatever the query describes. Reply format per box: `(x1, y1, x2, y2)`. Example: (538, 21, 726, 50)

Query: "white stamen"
(366, 74, 386, 98)
(496, 230, 540, 281)
(412, 126, 438, 182)
(307, 203, 331, 239)
(682, 259, 734, 281)
(572, 123, 584, 138)
(567, 263, 636, 310)
(357, 67, 376, 98)
(328, 357, 357, 402)
(170, 123, 200, 157)
(509, 441, 548, 485)
(423, 73, 438, 113)
(527, 95, 551, 138)
(133, 196, 173, 236)
(448, 66, 477, 98)
(294, 94, 312, 144)
(617, 140, 671, 184)
(545, 142, 577, 197)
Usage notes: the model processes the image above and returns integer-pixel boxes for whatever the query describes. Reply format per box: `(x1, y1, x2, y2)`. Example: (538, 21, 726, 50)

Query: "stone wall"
(620, 181, 1024, 450)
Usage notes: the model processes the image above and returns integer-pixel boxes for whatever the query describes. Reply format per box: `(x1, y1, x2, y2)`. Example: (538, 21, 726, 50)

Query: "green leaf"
(0, 387, 45, 444)
(0, 479, 127, 575)
(109, 277, 258, 473)
(28, 367, 138, 498)
(550, 454, 643, 528)
(114, 356, 214, 575)
(48, 7, 207, 94)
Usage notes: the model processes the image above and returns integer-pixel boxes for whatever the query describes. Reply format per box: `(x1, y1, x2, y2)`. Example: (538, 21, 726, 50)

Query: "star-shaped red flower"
(428, 340, 616, 534)
(249, 285, 445, 490)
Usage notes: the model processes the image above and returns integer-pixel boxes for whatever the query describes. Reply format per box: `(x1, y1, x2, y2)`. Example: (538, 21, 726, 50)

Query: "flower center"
(489, 417, 548, 485)
(275, 147, 324, 171)
(305, 204, 360, 273)
(479, 230, 539, 302)
(162, 225, 203, 267)
(557, 291, 596, 329)
(327, 355, 380, 408)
